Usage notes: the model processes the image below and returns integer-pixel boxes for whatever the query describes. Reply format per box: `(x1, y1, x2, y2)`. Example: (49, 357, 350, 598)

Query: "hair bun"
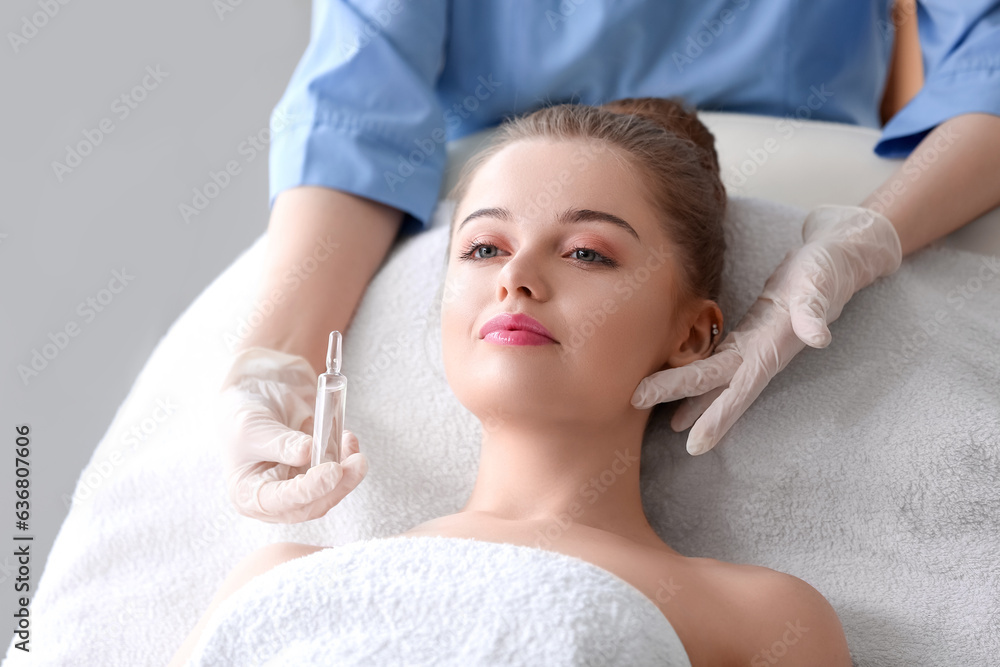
(600, 97, 720, 175)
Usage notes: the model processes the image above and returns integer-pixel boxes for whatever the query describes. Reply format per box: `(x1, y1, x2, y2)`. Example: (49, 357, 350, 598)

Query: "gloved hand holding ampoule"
(214, 340, 367, 523)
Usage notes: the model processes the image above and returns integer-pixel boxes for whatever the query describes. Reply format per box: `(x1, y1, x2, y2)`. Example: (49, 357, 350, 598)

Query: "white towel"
(185, 535, 692, 666)
(6, 196, 998, 667)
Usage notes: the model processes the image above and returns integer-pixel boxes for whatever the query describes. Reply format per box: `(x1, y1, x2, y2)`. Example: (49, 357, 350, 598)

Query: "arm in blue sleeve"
(268, 0, 449, 236)
(875, 1, 1000, 157)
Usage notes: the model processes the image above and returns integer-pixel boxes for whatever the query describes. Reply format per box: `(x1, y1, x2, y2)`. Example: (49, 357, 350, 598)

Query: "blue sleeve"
(268, 0, 449, 236)
(876, 1, 1000, 157)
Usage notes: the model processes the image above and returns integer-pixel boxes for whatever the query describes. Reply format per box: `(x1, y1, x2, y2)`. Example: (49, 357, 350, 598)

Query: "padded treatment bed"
(6, 113, 999, 666)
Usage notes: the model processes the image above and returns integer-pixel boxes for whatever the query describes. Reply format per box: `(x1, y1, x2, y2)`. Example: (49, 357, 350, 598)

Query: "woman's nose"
(495, 250, 548, 301)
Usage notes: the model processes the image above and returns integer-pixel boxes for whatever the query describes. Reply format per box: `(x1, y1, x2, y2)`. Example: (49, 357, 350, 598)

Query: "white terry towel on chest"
(187, 535, 692, 667)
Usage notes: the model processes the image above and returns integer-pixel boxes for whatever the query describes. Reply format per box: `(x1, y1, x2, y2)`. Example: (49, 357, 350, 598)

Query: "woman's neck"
(457, 412, 664, 548)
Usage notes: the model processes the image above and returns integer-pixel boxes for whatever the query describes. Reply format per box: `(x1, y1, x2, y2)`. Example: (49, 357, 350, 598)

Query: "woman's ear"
(663, 299, 723, 369)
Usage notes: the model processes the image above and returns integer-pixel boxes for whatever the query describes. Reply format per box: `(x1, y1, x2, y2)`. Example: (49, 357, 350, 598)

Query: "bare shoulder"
(213, 544, 329, 620)
(221, 542, 328, 598)
(168, 542, 328, 666)
(240, 542, 327, 576)
(695, 559, 852, 667)
(246, 541, 328, 566)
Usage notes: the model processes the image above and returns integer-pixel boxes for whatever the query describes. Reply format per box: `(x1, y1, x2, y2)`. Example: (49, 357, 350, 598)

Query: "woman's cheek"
(442, 274, 487, 337)
(441, 267, 477, 312)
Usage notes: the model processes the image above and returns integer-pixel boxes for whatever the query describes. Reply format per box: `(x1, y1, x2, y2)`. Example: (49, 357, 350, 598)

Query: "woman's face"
(442, 137, 694, 426)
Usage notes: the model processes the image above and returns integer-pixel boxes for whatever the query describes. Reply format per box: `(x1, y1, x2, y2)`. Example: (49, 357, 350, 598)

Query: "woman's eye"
(571, 248, 601, 263)
(473, 244, 499, 259)
(568, 246, 619, 267)
(457, 241, 619, 268)
(456, 241, 500, 261)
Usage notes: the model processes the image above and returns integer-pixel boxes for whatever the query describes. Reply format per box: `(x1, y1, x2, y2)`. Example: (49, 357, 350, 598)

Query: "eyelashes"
(456, 239, 620, 269)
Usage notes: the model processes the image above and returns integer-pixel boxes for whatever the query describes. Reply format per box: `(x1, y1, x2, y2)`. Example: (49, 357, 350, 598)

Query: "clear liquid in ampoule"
(311, 331, 347, 467)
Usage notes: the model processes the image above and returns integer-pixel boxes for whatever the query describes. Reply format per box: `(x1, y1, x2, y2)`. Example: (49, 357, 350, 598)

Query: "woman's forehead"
(454, 140, 646, 221)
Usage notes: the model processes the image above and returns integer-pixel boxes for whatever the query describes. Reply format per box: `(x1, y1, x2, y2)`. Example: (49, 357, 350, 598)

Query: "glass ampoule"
(311, 331, 347, 467)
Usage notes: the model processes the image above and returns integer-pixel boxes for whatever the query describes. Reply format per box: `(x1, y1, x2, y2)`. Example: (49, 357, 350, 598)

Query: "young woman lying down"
(171, 97, 852, 667)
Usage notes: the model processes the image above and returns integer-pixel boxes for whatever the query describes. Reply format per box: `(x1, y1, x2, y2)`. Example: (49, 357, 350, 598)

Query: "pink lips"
(479, 312, 558, 346)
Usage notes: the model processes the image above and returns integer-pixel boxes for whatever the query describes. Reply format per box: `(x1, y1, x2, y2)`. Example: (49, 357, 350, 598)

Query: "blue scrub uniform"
(268, 0, 1000, 237)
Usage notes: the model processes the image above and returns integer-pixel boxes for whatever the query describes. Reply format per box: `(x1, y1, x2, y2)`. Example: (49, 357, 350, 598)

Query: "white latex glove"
(630, 204, 903, 455)
(214, 346, 368, 523)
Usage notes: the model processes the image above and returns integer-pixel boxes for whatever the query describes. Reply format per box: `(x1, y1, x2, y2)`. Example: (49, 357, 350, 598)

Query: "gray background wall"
(1, 0, 311, 641)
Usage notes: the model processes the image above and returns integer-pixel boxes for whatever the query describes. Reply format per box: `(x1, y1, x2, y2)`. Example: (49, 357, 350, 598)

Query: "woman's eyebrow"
(457, 207, 641, 242)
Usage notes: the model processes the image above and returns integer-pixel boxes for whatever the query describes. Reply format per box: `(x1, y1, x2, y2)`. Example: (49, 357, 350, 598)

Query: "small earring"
(711, 323, 720, 338)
